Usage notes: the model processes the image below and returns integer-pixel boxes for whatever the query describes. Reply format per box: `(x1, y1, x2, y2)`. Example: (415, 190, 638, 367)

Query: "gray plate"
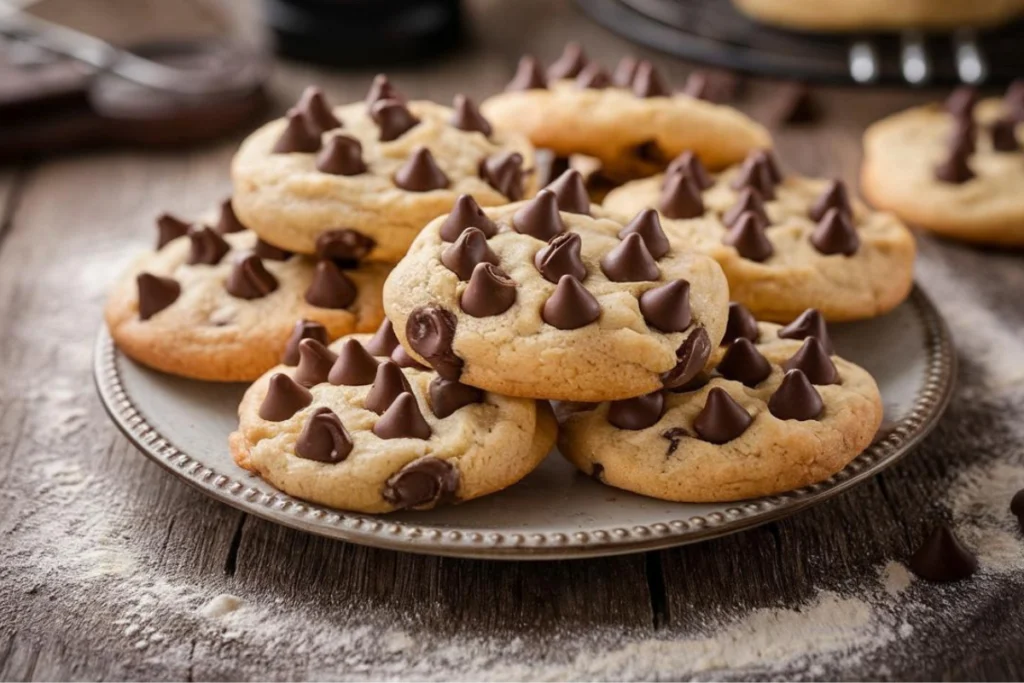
(94, 285, 955, 560)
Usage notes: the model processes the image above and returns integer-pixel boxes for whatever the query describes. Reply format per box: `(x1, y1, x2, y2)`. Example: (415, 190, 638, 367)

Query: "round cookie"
(105, 204, 390, 382)
(382, 177, 730, 402)
(229, 328, 556, 513)
(557, 307, 884, 502)
(861, 86, 1024, 246)
(732, 0, 1024, 31)
(231, 81, 537, 261)
(480, 46, 771, 182)
(603, 149, 916, 322)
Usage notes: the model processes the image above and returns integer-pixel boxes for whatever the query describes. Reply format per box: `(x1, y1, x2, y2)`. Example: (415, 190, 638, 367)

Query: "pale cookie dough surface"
(604, 169, 916, 322)
(230, 334, 556, 513)
(733, 0, 1024, 31)
(861, 99, 1024, 246)
(383, 202, 730, 402)
(558, 323, 884, 503)
(232, 101, 537, 261)
(105, 229, 389, 382)
(481, 81, 771, 181)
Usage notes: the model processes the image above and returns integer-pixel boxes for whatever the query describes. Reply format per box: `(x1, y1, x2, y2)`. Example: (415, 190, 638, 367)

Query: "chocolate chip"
(682, 71, 710, 100)
(768, 82, 818, 125)
(282, 320, 328, 366)
(590, 462, 605, 481)
(1006, 80, 1024, 121)
(658, 171, 704, 219)
(394, 147, 449, 192)
(429, 376, 484, 418)
(608, 391, 665, 430)
(294, 338, 338, 387)
(479, 151, 525, 200)
(327, 338, 380, 386)
(547, 42, 587, 80)
(365, 74, 407, 108)
(945, 86, 978, 118)
(1010, 489, 1024, 530)
(305, 260, 356, 309)
(619, 209, 670, 259)
(633, 140, 665, 164)
(460, 263, 516, 317)
(295, 86, 341, 135)
(778, 308, 833, 354)
(665, 151, 713, 190)
(722, 302, 759, 345)
(450, 94, 492, 136)
(754, 149, 784, 184)
(811, 208, 860, 257)
(371, 99, 420, 142)
(315, 229, 375, 266)
(156, 213, 190, 249)
(612, 56, 639, 88)
(783, 337, 838, 385)
(513, 190, 567, 241)
(575, 62, 610, 90)
(809, 180, 852, 222)
(991, 117, 1019, 152)
(662, 427, 689, 455)
(722, 188, 769, 229)
(949, 115, 976, 156)
(535, 232, 586, 283)
(542, 275, 600, 329)
(296, 407, 352, 463)
(383, 456, 458, 509)
(226, 254, 278, 300)
(273, 110, 321, 154)
(640, 279, 692, 333)
(694, 387, 752, 444)
(544, 169, 590, 215)
(538, 154, 571, 189)
(601, 233, 660, 282)
(909, 524, 978, 582)
(934, 138, 975, 184)
(259, 373, 313, 422)
(136, 273, 180, 320)
(254, 238, 292, 261)
(391, 344, 428, 370)
(768, 369, 822, 420)
(364, 319, 400, 357)
(373, 392, 432, 440)
(731, 153, 776, 200)
(632, 60, 669, 98)
(316, 135, 367, 176)
(216, 199, 246, 234)
(661, 327, 712, 389)
(364, 360, 413, 414)
(441, 227, 499, 280)
(186, 225, 230, 266)
(724, 212, 774, 262)
(439, 195, 498, 242)
(506, 55, 547, 91)
(717, 338, 771, 387)
(406, 306, 463, 380)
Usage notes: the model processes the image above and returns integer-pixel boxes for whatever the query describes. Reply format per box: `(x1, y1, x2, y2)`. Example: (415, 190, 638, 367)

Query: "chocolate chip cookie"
(230, 326, 556, 513)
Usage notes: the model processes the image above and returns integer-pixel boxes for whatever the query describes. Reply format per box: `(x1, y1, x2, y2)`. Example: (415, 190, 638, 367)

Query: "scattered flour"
(199, 594, 244, 618)
(880, 561, 913, 597)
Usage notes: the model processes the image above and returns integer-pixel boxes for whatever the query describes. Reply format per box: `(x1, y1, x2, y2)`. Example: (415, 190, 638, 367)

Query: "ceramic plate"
(94, 285, 955, 560)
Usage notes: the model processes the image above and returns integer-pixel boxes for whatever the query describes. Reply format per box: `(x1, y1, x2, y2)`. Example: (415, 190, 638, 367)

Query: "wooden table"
(2, 1, 1023, 680)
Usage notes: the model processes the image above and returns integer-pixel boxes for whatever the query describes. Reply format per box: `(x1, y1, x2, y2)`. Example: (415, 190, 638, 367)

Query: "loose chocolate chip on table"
(778, 308, 833, 354)
(364, 319, 400, 357)
(991, 117, 1020, 152)
(945, 86, 978, 118)
(259, 373, 313, 422)
(373, 392, 432, 440)
(769, 82, 818, 125)
(601, 233, 660, 282)
(254, 238, 292, 261)
(295, 86, 341, 135)
(216, 198, 246, 234)
(908, 524, 978, 582)
(513, 190, 567, 241)
(371, 98, 420, 142)
(619, 209, 670, 259)
(612, 56, 639, 88)
(810, 208, 860, 257)
(296, 407, 353, 463)
(136, 273, 180, 321)
(662, 427, 689, 455)
(694, 387, 752, 444)
(661, 327, 712, 389)
(439, 194, 498, 241)
(575, 62, 611, 90)
(1011, 489, 1024, 530)
(544, 169, 590, 215)
(316, 135, 367, 176)
(547, 42, 587, 80)
(294, 338, 339, 387)
(186, 225, 230, 266)
(429, 376, 484, 419)
(658, 171, 705, 219)
(809, 180, 852, 222)
(721, 301, 759, 345)
(394, 147, 449, 192)
(722, 188, 769, 229)
(315, 228, 375, 265)
(365, 73, 407, 108)
(717, 338, 772, 387)
(607, 391, 665, 430)
(479, 151, 525, 200)
(665, 151, 713, 190)
(506, 55, 547, 91)
(460, 263, 517, 317)
(640, 279, 692, 333)
(535, 232, 586, 283)
(450, 94, 492, 136)
(273, 109, 322, 154)
(305, 260, 356, 309)
(282, 320, 328, 366)
(934, 140, 975, 184)
(364, 360, 413, 414)
(542, 275, 601, 329)
(383, 456, 459, 509)
(442, 227, 499, 281)
(406, 306, 463, 380)
(783, 337, 838, 385)
(226, 254, 278, 300)
(768, 369, 823, 421)
(391, 344, 428, 370)
(632, 60, 669, 98)
(328, 339, 380, 386)
(723, 212, 774, 262)
(731, 153, 776, 200)
(156, 213, 190, 249)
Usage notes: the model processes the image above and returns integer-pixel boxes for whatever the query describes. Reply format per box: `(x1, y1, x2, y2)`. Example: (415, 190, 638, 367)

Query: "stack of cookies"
(106, 48, 908, 514)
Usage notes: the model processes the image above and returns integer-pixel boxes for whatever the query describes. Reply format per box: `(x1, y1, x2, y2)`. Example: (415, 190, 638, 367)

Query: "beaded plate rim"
(93, 285, 955, 560)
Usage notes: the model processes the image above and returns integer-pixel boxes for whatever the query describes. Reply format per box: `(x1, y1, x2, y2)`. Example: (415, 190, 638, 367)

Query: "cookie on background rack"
(480, 44, 770, 182)
(557, 303, 884, 502)
(105, 203, 389, 382)
(603, 149, 916, 322)
(231, 80, 537, 262)
(230, 326, 556, 513)
(861, 84, 1024, 246)
(382, 176, 730, 402)
(732, 0, 1024, 31)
